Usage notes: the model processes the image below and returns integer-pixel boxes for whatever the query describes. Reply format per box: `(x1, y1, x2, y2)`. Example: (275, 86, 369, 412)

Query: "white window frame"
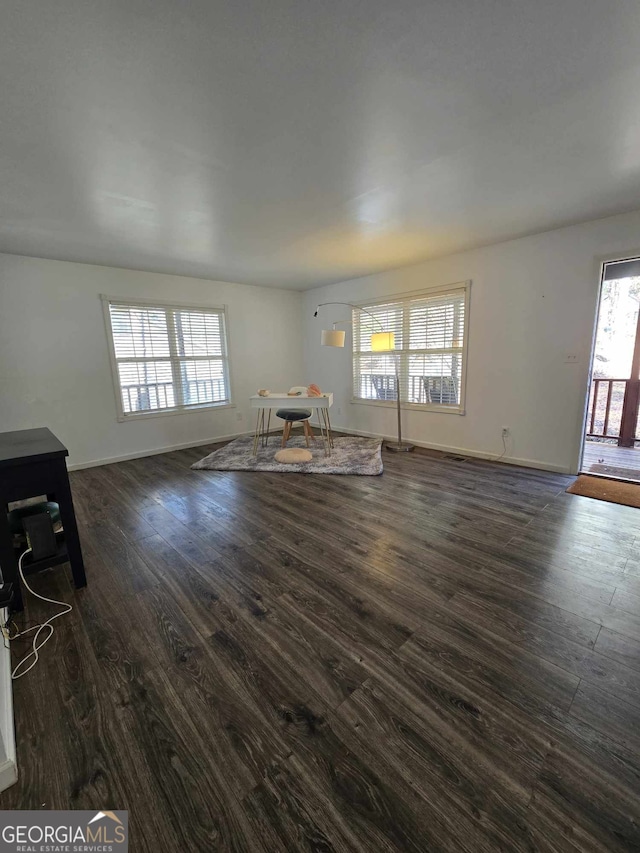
(351, 281, 470, 415)
(101, 294, 234, 422)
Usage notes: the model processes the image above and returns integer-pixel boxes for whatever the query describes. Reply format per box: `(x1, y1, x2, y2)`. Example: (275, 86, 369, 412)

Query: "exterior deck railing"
(358, 374, 459, 406)
(358, 374, 427, 403)
(587, 377, 640, 444)
(121, 377, 226, 413)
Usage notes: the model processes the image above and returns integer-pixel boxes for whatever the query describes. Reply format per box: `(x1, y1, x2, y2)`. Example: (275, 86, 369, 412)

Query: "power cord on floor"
(9, 547, 73, 680)
(494, 432, 509, 463)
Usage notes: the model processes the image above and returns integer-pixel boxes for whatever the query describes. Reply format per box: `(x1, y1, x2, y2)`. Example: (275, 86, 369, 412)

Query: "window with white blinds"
(352, 284, 469, 412)
(102, 297, 231, 419)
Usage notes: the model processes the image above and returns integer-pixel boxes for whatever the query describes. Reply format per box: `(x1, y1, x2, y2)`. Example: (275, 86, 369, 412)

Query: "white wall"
(303, 209, 640, 473)
(0, 254, 302, 467)
(4, 208, 640, 475)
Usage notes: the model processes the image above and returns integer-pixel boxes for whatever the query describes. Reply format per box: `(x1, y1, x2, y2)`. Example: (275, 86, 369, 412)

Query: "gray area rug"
(192, 435, 383, 475)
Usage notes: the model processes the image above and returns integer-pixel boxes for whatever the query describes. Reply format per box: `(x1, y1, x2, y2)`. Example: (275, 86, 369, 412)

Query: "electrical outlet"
(336, 407, 342, 415)
(236, 412, 243, 421)
(502, 426, 510, 437)
(564, 354, 578, 364)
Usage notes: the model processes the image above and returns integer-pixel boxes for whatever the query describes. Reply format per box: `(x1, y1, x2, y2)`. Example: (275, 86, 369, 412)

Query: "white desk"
(250, 393, 334, 456)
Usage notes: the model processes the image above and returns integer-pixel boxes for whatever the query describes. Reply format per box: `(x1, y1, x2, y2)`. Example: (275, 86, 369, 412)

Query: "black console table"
(0, 428, 87, 611)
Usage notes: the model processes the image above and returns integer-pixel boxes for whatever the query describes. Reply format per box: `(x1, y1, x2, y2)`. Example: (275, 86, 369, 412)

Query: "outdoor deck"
(582, 439, 640, 481)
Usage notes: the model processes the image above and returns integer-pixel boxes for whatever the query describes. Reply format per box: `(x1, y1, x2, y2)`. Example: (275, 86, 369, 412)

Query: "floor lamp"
(314, 302, 414, 452)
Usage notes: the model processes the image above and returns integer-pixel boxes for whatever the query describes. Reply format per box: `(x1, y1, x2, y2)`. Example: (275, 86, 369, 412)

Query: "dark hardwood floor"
(2, 440, 640, 851)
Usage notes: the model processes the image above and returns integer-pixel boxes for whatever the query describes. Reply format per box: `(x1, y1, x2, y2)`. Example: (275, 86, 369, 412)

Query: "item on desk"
(307, 383, 322, 397)
(257, 389, 271, 397)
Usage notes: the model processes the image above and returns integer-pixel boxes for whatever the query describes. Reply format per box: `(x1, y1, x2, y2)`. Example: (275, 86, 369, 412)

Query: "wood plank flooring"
(582, 440, 640, 481)
(2, 441, 640, 851)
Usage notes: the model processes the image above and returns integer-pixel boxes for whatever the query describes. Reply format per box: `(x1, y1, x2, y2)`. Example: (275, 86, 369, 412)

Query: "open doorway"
(581, 257, 640, 482)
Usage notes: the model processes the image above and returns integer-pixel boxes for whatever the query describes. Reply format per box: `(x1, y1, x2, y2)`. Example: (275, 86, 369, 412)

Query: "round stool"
(275, 409, 315, 448)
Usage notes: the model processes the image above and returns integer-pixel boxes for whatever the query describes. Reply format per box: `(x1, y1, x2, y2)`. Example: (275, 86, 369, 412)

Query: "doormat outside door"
(567, 475, 640, 508)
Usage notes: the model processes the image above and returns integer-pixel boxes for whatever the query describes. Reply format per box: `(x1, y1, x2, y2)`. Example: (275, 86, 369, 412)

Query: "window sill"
(117, 402, 235, 423)
(351, 398, 465, 415)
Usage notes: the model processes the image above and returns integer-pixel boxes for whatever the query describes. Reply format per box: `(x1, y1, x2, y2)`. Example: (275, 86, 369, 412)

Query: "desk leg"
(321, 408, 332, 456)
(0, 508, 23, 612)
(252, 409, 264, 456)
(50, 472, 87, 590)
(316, 411, 329, 457)
(263, 410, 271, 447)
(259, 409, 266, 450)
(323, 408, 334, 450)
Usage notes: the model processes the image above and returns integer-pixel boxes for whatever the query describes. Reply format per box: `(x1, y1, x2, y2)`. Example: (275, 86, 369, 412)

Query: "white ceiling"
(3, 1, 640, 290)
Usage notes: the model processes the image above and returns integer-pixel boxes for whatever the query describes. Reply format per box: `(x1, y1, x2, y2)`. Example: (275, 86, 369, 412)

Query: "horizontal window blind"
(352, 285, 468, 411)
(104, 298, 231, 418)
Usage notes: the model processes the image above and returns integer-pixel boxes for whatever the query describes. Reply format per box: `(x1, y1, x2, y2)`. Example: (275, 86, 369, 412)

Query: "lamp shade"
(321, 329, 346, 347)
(370, 331, 395, 352)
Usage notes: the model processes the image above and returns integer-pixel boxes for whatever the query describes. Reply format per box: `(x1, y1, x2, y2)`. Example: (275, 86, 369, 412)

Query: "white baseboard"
(67, 423, 319, 471)
(67, 425, 570, 475)
(0, 608, 17, 792)
(335, 426, 571, 474)
(67, 430, 251, 471)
